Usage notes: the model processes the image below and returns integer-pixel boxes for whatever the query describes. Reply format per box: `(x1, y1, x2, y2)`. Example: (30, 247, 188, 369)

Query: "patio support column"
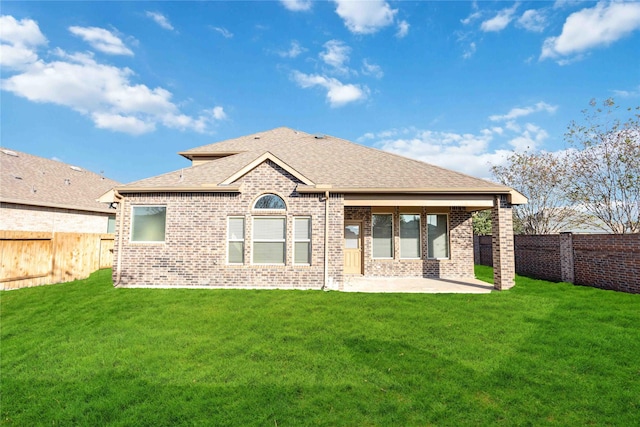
(491, 195, 515, 290)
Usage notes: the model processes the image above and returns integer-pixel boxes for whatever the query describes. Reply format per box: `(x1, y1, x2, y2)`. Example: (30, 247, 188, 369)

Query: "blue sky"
(2, 1, 639, 184)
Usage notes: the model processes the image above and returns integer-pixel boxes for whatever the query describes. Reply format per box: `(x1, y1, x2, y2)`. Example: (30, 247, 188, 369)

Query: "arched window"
(253, 194, 286, 210)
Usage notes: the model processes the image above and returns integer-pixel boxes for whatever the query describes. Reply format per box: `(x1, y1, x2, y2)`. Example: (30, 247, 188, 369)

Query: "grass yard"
(1, 267, 639, 426)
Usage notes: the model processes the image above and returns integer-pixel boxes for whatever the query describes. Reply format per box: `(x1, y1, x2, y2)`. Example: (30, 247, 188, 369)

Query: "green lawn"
(1, 267, 639, 426)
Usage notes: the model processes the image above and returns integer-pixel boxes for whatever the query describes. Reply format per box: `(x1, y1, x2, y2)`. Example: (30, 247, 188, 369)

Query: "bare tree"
(491, 151, 586, 234)
(565, 99, 640, 234)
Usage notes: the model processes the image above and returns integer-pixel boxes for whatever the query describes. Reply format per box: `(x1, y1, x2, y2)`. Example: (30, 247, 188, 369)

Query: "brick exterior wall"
(0, 202, 113, 233)
(343, 206, 474, 279)
(491, 195, 515, 290)
(114, 160, 478, 288)
(115, 161, 339, 289)
(474, 233, 640, 294)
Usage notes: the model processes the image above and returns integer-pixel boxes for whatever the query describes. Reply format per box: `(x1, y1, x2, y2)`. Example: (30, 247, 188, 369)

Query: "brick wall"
(492, 195, 515, 290)
(343, 206, 474, 279)
(474, 235, 493, 266)
(115, 160, 477, 288)
(514, 235, 562, 282)
(0, 202, 113, 234)
(572, 234, 640, 293)
(473, 233, 640, 294)
(115, 161, 338, 289)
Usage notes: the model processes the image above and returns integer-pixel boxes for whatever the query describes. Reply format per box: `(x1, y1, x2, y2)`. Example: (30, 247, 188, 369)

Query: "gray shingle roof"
(121, 127, 511, 193)
(1, 148, 120, 213)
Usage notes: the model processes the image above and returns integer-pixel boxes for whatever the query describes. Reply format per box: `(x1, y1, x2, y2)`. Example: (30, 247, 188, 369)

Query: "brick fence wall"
(474, 233, 640, 294)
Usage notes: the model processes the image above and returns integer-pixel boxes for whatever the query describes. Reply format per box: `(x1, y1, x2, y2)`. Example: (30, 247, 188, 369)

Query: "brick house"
(0, 148, 119, 233)
(111, 127, 526, 290)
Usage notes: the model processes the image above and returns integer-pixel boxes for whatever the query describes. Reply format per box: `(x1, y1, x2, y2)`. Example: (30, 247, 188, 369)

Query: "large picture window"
(253, 217, 286, 264)
(400, 214, 421, 259)
(131, 206, 166, 242)
(372, 213, 393, 258)
(228, 217, 245, 264)
(294, 217, 311, 265)
(427, 214, 449, 259)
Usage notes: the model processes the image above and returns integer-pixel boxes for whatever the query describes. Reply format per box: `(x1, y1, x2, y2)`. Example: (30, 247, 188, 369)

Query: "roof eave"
(296, 186, 528, 205)
(115, 184, 242, 194)
(0, 197, 116, 214)
(178, 151, 243, 160)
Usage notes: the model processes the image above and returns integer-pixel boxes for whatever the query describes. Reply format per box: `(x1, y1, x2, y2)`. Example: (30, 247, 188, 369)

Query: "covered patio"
(343, 276, 494, 294)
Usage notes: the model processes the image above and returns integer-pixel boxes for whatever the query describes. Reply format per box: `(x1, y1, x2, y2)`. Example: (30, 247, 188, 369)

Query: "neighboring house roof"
(0, 148, 120, 214)
(118, 127, 525, 202)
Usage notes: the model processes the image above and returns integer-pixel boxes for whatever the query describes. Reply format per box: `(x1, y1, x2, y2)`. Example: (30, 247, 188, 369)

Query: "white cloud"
(553, 0, 583, 9)
(291, 71, 368, 107)
(461, 1, 481, 25)
(320, 40, 351, 73)
(365, 103, 554, 178)
(211, 106, 227, 120)
(161, 108, 225, 133)
(1, 30, 226, 136)
(0, 15, 47, 46)
(508, 123, 549, 151)
(362, 59, 383, 79)
(145, 11, 174, 31)
(480, 3, 519, 32)
(92, 112, 156, 135)
(333, 0, 397, 34)
(541, 2, 640, 62)
(396, 20, 410, 38)
(461, 11, 482, 26)
(489, 102, 558, 122)
(463, 41, 477, 59)
(372, 127, 511, 178)
(517, 9, 547, 33)
(280, 0, 312, 12)
(613, 85, 640, 98)
(0, 15, 47, 70)
(69, 26, 133, 56)
(211, 26, 233, 39)
(278, 40, 306, 58)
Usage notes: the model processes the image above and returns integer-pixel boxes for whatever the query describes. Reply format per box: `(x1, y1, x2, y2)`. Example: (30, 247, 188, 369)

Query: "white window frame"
(252, 216, 286, 265)
(293, 216, 312, 265)
(372, 213, 394, 259)
(130, 205, 167, 243)
(399, 213, 422, 259)
(427, 213, 450, 260)
(227, 216, 245, 265)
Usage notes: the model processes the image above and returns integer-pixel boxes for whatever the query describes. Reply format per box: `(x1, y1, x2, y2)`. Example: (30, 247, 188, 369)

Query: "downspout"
(113, 189, 125, 287)
(323, 190, 330, 290)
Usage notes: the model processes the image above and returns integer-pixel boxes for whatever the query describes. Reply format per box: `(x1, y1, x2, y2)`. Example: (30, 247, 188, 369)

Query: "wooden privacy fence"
(0, 231, 114, 290)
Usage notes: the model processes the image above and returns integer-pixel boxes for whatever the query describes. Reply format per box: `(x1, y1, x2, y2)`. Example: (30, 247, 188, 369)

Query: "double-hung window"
(372, 213, 393, 258)
(400, 214, 421, 259)
(427, 214, 449, 259)
(253, 217, 286, 264)
(131, 206, 166, 242)
(294, 217, 311, 265)
(228, 217, 245, 264)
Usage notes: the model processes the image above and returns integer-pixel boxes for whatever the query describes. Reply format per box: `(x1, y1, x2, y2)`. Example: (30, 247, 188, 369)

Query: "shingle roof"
(1, 148, 120, 213)
(120, 127, 512, 194)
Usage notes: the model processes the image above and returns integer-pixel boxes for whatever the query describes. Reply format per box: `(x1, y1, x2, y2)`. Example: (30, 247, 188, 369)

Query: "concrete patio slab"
(343, 276, 493, 294)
